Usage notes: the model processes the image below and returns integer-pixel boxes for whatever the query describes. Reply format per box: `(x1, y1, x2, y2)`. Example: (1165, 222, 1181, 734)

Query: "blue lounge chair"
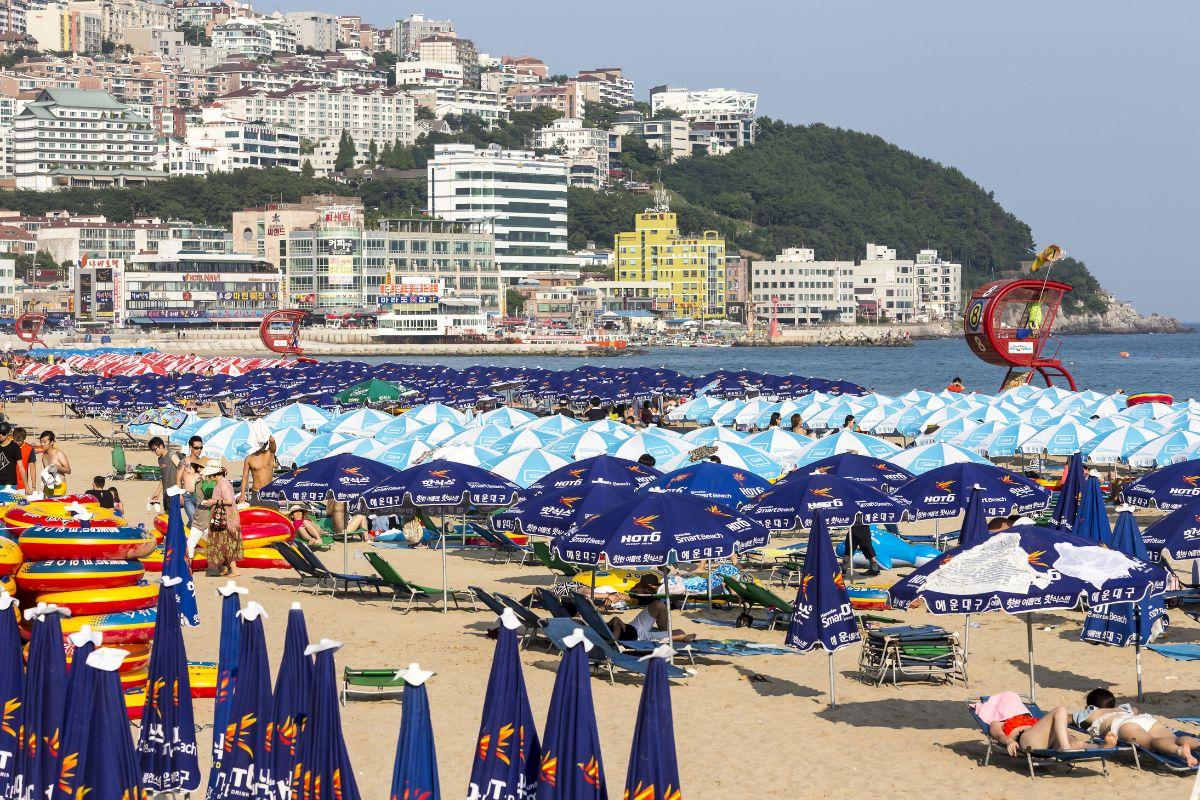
(534, 587, 574, 619)
(570, 591, 659, 655)
(469, 585, 507, 617)
(494, 592, 551, 650)
(543, 618, 689, 684)
(473, 524, 531, 564)
(968, 697, 1122, 778)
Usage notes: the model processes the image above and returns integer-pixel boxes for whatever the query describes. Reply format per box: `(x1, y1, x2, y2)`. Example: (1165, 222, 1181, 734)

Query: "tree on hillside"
(583, 101, 621, 130)
(368, 139, 379, 167)
(505, 288, 527, 316)
(334, 131, 357, 171)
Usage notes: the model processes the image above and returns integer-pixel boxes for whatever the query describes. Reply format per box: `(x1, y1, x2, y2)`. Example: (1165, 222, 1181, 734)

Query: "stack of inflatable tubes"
(3, 497, 123, 535)
(124, 662, 217, 720)
(146, 505, 294, 571)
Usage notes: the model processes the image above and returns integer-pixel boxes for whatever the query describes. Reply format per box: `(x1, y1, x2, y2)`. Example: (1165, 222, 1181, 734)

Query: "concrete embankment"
(743, 321, 953, 346)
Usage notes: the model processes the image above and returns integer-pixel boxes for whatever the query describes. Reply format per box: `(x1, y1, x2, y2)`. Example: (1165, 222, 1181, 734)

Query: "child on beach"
(1073, 688, 1200, 766)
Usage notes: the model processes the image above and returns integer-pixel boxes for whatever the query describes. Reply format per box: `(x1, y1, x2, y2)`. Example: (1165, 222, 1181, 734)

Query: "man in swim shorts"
(37, 430, 71, 496)
(1074, 688, 1200, 767)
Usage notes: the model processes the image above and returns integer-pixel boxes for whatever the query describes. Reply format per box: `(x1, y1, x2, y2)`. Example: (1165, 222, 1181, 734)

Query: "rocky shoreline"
(1056, 296, 1191, 335)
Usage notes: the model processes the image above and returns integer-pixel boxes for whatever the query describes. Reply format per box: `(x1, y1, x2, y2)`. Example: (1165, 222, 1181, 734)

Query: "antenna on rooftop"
(649, 167, 670, 213)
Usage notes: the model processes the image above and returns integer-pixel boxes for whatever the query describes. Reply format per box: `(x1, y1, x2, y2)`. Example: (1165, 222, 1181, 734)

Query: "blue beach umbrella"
(291, 433, 353, 466)
(490, 427, 559, 454)
(261, 454, 402, 503)
(292, 639, 361, 800)
(493, 483, 635, 538)
(1121, 458, 1200, 510)
(1052, 452, 1086, 531)
(887, 442, 990, 475)
(785, 512, 861, 706)
(390, 665, 440, 800)
(799, 453, 914, 494)
(545, 429, 623, 462)
(622, 646, 681, 800)
(9, 603, 69, 800)
(484, 450, 571, 488)
(528, 455, 661, 493)
(678, 425, 746, 447)
(0, 592, 22, 796)
(53, 648, 145, 800)
(746, 472, 908, 530)
(211, 582, 247, 767)
(476, 406, 537, 428)
(539, 627, 606, 800)
(739, 429, 812, 469)
(469, 610, 540, 800)
(162, 488, 199, 626)
(264, 402, 331, 431)
(892, 462, 1051, 520)
(1073, 476, 1111, 544)
(958, 487, 991, 549)
(63, 626, 101, 734)
(137, 576, 200, 793)
(271, 603, 313, 793)
(1083, 511, 1168, 648)
(642, 461, 772, 507)
(660, 441, 785, 481)
(373, 439, 434, 470)
(208, 601, 276, 800)
(611, 432, 689, 463)
(1142, 497, 1200, 560)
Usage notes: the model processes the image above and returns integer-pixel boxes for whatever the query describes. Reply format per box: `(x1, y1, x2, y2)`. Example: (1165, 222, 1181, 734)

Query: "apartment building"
(571, 67, 634, 109)
(13, 87, 164, 190)
(407, 86, 508, 127)
(427, 143, 570, 279)
(531, 117, 620, 188)
(209, 54, 387, 92)
(71, 0, 172, 45)
(649, 85, 758, 149)
(37, 218, 227, 264)
(394, 60, 463, 88)
(611, 110, 692, 162)
(913, 249, 962, 321)
(614, 208, 726, 319)
(213, 16, 296, 58)
(26, 5, 102, 53)
(750, 248, 856, 325)
(506, 84, 582, 119)
(283, 11, 339, 52)
(168, 108, 300, 175)
(479, 67, 540, 96)
(393, 13, 453, 58)
(0, 0, 27, 34)
(414, 33, 479, 88)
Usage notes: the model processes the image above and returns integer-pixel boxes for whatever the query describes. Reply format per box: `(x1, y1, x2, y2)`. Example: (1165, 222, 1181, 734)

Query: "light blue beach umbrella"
(1016, 406, 1056, 426)
(373, 414, 431, 444)
(897, 389, 939, 405)
(660, 441, 785, 480)
(1119, 402, 1176, 421)
(679, 425, 747, 446)
(485, 450, 571, 488)
(521, 413, 583, 435)
(403, 420, 467, 447)
(443, 423, 512, 450)
(293, 432, 352, 465)
(793, 429, 901, 466)
(430, 444, 501, 467)
(970, 404, 1020, 425)
(581, 419, 636, 440)
(321, 407, 394, 436)
(169, 415, 232, 444)
(955, 420, 1008, 452)
(611, 432, 689, 462)
(1019, 420, 1099, 456)
(474, 406, 537, 428)
(1084, 416, 1130, 436)
(546, 429, 624, 461)
(201, 420, 261, 460)
(1082, 426, 1154, 464)
(404, 402, 468, 426)
(667, 396, 718, 422)
(919, 415, 980, 446)
(1085, 394, 1128, 418)
(803, 400, 860, 431)
(263, 402, 331, 431)
(698, 399, 745, 426)
(741, 428, 812, 469)
(983, 422, 1044, 458)
(1128, 431, 1200, 468)
(491, 427, 560, 454)
(271, 427, 315, 467)
(854, 400, 909, 432)
(732, 397, 776, 427)
(327, 437, 386, 460)
(866, 404, 921, 436)
(373, 439, 434, 470)
(887, 442, 991, 475)
(752, 399, 807, 428)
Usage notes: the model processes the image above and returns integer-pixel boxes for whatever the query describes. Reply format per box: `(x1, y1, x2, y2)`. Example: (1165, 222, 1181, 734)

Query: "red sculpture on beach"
(259, 309, 306, 356)
(14, 310, 47, 349)
(963, 278, 1077, 391)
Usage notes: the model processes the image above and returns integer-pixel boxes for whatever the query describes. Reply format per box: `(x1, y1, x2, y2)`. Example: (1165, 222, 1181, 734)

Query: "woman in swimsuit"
(1076, 688, 1200, 767)
(990, 706, 1110, 756)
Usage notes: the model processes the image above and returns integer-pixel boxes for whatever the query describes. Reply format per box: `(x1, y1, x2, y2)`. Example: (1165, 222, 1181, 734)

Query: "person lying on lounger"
(1074, 688, 1200, 767)
(607, 573, 696, 644)
(977, 692, 1108, 756)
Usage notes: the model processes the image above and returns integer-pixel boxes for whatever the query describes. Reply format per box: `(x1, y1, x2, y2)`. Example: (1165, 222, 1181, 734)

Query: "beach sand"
(19, 404, 1200, 799)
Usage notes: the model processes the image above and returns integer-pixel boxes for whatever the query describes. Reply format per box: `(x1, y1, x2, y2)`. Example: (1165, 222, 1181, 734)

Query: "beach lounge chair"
(568, 590, 674, 657)
(474, 525, 530, 564)
(494, 592, 550, 650)
(469, 585, 509, 617)
(292, 540, 387, 596)
(859, 625, 966, 687)
(272, 541, 327, 593)
(530, 540, 581, 581)
(362, 551, 475, 612)
(543, 618, 689, 684)
(84, 423, 121, 447)
(967, 697, 1121, 778)
(341, 667, 404, 706)
(534, 587, 574, 619)
(722, 579, 793, 630)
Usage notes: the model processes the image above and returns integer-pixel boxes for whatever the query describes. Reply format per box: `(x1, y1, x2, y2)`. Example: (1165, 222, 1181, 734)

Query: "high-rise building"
(427, 143, 570, 280)
(26, 5, 102, 53)
(572, 67, 634, 108)
(649, 85, 758, 150)
(284, 11, 340, 53)
(614, 203, 726, 319)
(213, 16, 296, 58)
(393, 12, 453, 57)
(213, 83, 417, 148)
(415, 33, 479, 88)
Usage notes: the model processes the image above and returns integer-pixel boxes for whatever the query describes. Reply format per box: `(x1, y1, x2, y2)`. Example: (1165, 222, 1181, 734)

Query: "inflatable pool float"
(188, 661, 217, 698)
(1128, 393, 1172, 407)
(18, 526, 156, 561)
(847, 585, 891, 611)
(1, 575, 12, 595)
(66, 641, 151, 672)
(123, 686, 146, 720)
(571, 567, 645, 594)
(59, 607, 157, 645)
(835, 528, 941, 569)
(15, 559, 144, 592)
(139, 547, 207, 572)
(4, 500, 122, 533)
(0, 537, 19, 576)
(38, 583, 158, 615)
(119, 667, 148, 691)
(237, 547, 290, 570)
(153, 505, 294, 547)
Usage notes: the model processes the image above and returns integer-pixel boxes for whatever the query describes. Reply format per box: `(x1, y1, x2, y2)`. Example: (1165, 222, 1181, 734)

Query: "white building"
(649, 85, 758, 150)
(751, 248, 857, 325)
(393, 12, 453, 57)
(407, 86, 508, 127)
(168, 108, 300, 175)
(427, 143, 570, 279)
(573, 68, 634, 109)
(394, 59, 463, 88)
(0, 254, 15, 316)
(283, 11, 339, 52)
(69, 0, 172, 45)
(612, 112, 693, 163)
(214, 83, 417, 148)
(213, 16, 296, 58)
(914, 248, 962, 321)
(854, 243, 916, 322)
(532, 117, 620, 188)
(13, 87, 164, 190)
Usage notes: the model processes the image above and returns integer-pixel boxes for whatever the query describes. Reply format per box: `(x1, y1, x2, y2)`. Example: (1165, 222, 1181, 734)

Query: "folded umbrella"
(389, 664, 440, 800)
(0, 591, 23, 796)
(10, 603, 70, 800)
(292, 639, 361, 800)
(622, 646, 681, 800)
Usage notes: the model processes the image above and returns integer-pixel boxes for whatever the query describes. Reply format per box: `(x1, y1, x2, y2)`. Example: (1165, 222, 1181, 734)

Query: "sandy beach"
(16, 404, 1200, 800)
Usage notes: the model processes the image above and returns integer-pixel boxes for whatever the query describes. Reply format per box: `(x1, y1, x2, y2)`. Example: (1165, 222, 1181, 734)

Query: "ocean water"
(355, 329, 1200, 400)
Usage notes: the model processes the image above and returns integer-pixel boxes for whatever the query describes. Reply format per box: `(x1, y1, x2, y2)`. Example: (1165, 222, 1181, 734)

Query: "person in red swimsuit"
(991, 706, 1109, 756)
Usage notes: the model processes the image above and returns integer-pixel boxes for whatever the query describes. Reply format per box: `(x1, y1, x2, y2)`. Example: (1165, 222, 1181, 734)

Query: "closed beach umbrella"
(486, 450, 571, 488)
(887, 442, 990, 475)
(793, 430, 901, 466)
(958, 487, 991, 549)
(892, 462, 1050, 520)
(642, 461, 772, 507)
(0, 592, 22, 796)
(211, 582, 247, 767)
(162, 488, 199, 626)
(293, 639, 361, 800)
(264, 402, 332, 431)
(529, 455, 661, 493)
(798, 453, 914, 494)
(1120, 458, 1200, 510)
(746, 473, 908, 530)
(539, 627, 606, 800)
(10, 603, 69, 800)
(210, 601, 275, 800)
(622, 646, 681, 800)
(271, 603, 313, 790)
(64, 626, 101, 716)
(1073, 476, 1111, 544)
(469, 610, 540, 800)
(785, 512, 862, 706)
(390, 665, 440, 800)
(54, 648, 145, 800)
(137, 576, 200, 793)
(1052, 452, 1086, 531)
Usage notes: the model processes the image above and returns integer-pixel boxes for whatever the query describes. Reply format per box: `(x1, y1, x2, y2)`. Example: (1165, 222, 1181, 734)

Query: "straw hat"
(200, 459, 225, 477)
(287, 504, 307, 515)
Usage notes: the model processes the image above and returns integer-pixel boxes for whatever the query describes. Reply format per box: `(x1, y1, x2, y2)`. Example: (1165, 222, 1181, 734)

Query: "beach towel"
(1147, 643, 1200, 661)
(971, 691, 1030, 725)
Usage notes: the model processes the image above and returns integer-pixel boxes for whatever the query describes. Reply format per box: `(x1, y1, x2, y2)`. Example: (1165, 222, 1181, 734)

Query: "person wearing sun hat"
(199, 459, 242, 577)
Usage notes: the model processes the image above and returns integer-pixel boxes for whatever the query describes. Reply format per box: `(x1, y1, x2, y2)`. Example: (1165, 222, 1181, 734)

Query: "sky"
(274, 1, 1198, 318)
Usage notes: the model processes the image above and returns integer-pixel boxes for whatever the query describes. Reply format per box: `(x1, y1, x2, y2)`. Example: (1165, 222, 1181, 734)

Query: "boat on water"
(372, 295, 489, 344)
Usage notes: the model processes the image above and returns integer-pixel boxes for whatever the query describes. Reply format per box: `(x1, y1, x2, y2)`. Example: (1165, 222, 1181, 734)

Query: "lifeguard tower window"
(993, 285, 1049, 339)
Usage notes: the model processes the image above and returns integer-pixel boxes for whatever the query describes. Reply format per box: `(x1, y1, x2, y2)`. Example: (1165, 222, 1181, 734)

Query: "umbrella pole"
(1026, 613, 1036, 704)
(828, 650, 837, 708)
(1135, 605, 1144, 704)
(441, 513, 448, 614)
(660, 565, 674, 665)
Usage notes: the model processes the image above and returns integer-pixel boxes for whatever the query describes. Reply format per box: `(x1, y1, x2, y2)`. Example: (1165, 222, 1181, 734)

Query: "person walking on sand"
(148, 436, 178, 512)
(0, 423, 21, 489)
(238, 435, 277, 505)
(200, 461, 242, 577)
(37, 430, 71, 496)
(11, 427, 34, 492)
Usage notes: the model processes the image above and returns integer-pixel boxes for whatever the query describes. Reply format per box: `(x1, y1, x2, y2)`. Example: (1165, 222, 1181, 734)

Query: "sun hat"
(200, 459, 225, 477)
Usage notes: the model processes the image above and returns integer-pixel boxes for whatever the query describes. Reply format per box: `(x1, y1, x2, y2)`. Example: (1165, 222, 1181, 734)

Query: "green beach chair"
(739, 581, 795, 630)
(363, 551, 476, 613)
(531, 541, 581, 581)
(341, 667, 404, 705)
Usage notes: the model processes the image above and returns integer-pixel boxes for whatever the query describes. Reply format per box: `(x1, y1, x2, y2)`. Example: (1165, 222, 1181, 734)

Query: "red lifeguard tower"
(963, 278, 1077, 391)
(14, 309, 47, 349)
(259, 309, 306, 356)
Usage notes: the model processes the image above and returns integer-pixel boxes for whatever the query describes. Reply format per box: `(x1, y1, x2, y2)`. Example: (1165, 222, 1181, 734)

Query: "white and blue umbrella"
(1016, 406, 1056, 426)
(263, 402, 331, 431)
(272, 426, 315, 467)
(1163, 414, 1200, 434)
(430, 444, 501, 467)
(869, 405, 926, 436)
(373, 439, 434, 470)
(473, 406, 537, 428)
(373, 414, 431, 444)
(668, 396, 720, 422)
(1037, 386, 1076, 404)
(403, 420, 466, 447)
(1019, 420, 1098, 456)
(954, 420, 1008, 452)
(888, 442, 990, 475)
(490, 427, 560, 454)
(1085, 394, 1128, 418)
(546, 429, 624, 461)
(484, 450, 570, 488)
(443, 423, 512, 450)
(750, 400, 804, 428)
(970, 405, 1020, 425)
(1082, 426, 1155, 464)
(793, 430, 901, 466)
(326, 437, 386, 460)
(660, 441, 785, 480)
(982, 422, 1044, 458)
(293, 432, 352, 466)
(699, 399, 746, 426)
(169, 415, 232, 445)
(612, 432, 690, 462)
(679, 425, 746, 446)
(200, 420, 262, 460)
(897, 389, 939, 406)
(918, 416, 980, 446)
(1127, 431, 1200, 468)
(1119, 402, 1176, 421)
(854, 400, 908, 433)
(581, 419, 636, 440)
(521, 413, 582, 436)
(320, 408, 393, 436)
(742, 429, 813, 469)
(404, 402, 468, 426)
(907, 407, 970, 438)
(732, 398, 777, 427)
(1085, 416, 1133, 436)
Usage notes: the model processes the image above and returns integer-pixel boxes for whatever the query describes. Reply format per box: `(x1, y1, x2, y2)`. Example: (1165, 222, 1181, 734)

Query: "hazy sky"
(277, 1, 1197, 318)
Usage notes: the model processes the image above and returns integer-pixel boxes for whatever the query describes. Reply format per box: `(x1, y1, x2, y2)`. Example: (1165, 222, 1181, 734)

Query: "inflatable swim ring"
(237, 547, 290, 570)
(139, 547, 207, 572)
(123, 686, 146, 720)
(154, 506, 293, 547)
(119, 667, 148, 691)
(0, 537, 19, 576)
(847, 585, 891, 611)
(18, 526, 156, 561)
(15, 559, 144, 592)
(188, 661, 217, 698)
(1128, 393, 1172, 407)
(59, 607, 157, 645)
(1, 575, 13, 595)
(4, 500, 122, 533)
(38, 583, 158, 615)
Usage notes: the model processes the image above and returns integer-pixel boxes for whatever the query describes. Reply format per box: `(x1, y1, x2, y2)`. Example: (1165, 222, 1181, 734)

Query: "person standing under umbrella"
(201, 460, 242, 577)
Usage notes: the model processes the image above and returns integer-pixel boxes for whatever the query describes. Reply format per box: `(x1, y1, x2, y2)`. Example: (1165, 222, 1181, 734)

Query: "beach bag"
(210, 501, 228, 533)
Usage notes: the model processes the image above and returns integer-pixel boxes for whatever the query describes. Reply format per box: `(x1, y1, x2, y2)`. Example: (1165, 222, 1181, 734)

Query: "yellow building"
(614, 211, 726, 318)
